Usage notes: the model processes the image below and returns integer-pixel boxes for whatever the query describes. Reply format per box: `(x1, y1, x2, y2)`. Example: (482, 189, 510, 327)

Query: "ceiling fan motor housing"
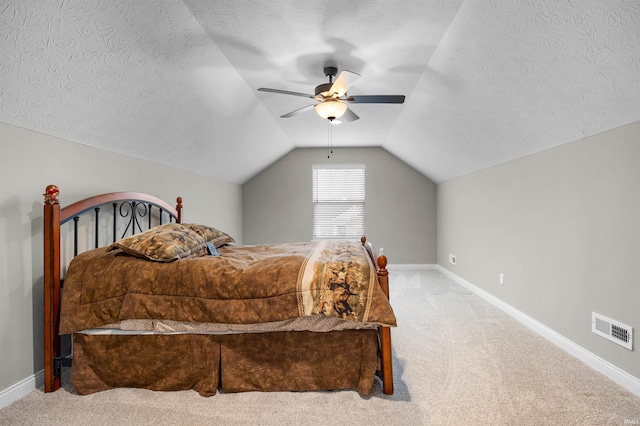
(315, 66, 339, 98)
(315, 83, 334, 98)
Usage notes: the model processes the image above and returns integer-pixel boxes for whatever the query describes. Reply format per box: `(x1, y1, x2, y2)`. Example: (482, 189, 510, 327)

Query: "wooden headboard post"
(43, 185, 62, 392)
(176, 197, 183, 224)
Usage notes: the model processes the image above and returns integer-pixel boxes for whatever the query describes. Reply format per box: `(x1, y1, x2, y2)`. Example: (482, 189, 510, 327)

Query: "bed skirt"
(72, 329, 380, 396)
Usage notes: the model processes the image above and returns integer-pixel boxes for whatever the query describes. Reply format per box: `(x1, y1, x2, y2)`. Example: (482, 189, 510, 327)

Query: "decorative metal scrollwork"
(119, 201, 149, 238)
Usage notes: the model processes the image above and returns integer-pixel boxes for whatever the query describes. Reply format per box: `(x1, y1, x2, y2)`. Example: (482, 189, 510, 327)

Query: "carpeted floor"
(1, 268, 639, 425)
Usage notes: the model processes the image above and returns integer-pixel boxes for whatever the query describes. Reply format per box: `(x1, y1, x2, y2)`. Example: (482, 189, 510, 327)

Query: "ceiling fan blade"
(258, 88, 314, 99)
(281, 104, 316, 118)
(340, 107, 359, 122)
(329, 70, 360, 97)
(345, 95, 405, 104)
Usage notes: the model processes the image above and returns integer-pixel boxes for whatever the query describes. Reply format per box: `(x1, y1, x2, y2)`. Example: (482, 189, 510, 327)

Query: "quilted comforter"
(60, 240, 396, 333)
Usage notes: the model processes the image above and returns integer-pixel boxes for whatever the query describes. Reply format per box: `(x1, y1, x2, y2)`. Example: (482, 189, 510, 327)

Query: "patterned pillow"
(107, 223, 208, 262)
(182, 223, 235, 248)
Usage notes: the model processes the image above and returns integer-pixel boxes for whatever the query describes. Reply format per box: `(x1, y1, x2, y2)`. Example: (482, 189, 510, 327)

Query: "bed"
(42, 186, 395, 396)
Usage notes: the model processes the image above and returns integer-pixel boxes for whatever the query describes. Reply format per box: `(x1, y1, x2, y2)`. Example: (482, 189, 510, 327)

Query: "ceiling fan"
(258, 66, 405, 123)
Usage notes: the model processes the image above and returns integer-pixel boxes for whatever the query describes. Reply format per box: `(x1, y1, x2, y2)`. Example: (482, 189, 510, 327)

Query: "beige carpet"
(1, 269, 639, 425)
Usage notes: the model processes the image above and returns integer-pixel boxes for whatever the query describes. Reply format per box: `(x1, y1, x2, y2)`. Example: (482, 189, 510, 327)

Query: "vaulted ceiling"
(2, 1, 639, 184)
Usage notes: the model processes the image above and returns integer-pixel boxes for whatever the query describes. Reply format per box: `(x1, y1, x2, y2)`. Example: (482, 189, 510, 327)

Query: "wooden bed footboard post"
(376, 252, 394, 395)
(361, 237, 394, 395)
(43, 185, 62, 392)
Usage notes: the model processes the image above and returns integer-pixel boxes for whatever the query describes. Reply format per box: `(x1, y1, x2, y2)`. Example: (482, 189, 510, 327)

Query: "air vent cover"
(592, 312, 633, 350)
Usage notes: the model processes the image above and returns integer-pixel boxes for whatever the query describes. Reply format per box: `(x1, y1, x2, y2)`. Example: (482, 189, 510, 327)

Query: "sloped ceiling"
(2, 1, 639, 184)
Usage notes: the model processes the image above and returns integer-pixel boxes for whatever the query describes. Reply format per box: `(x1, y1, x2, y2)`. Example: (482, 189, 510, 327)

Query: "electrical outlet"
(499, 273, 504, 285)
(449, 254, 456, 265)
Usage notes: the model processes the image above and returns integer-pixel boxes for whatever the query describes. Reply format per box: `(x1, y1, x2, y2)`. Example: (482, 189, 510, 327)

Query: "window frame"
(312, 164, 366, 240)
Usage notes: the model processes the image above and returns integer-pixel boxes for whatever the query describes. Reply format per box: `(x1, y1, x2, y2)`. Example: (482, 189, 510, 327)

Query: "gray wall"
(437, 120, 640, 379)
(243, 147, 437, 264)
(0, 122, 242, 393)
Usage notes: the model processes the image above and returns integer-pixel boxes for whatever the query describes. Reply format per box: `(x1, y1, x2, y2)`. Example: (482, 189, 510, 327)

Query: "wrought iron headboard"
(58, 191, 182, 256)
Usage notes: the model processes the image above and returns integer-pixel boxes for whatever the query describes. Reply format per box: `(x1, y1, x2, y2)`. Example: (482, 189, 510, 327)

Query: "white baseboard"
(0, 369, 44, 410)
(436, 265, 640, 398)
(387, 263, 438, 270)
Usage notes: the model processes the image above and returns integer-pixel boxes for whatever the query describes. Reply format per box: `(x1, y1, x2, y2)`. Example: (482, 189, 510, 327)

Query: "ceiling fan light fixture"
(315, 100, 347, 121)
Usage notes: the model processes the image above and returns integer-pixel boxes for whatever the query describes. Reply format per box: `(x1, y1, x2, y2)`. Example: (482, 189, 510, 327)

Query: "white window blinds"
(312, 165, 365, 239)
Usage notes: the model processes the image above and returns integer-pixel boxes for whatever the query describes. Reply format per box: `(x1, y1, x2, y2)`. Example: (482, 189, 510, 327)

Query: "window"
(312, 164, 365, 239)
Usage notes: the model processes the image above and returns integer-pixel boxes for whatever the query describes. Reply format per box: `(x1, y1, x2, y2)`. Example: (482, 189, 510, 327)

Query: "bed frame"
(42, 186, 393, 395)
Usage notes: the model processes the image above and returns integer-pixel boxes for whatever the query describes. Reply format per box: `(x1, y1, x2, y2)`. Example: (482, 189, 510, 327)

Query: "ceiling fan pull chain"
(327, 120, 333, 158)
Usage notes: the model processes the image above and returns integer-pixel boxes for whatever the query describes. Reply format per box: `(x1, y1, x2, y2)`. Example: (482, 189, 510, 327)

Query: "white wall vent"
(592, 312, 633, 351)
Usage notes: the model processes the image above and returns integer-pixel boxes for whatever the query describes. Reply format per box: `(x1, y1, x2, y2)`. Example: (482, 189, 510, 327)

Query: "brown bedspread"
(60, 240, 396, 334)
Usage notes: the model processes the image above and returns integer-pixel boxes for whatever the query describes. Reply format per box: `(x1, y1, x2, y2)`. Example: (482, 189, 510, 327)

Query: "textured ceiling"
(2, 1, 639, 184)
